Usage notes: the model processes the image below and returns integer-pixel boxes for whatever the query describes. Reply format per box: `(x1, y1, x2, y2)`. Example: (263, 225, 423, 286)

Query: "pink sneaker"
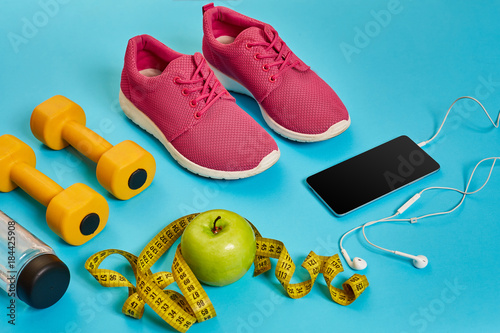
(119, 35, 280, 179)
(202, 3, 350, 142)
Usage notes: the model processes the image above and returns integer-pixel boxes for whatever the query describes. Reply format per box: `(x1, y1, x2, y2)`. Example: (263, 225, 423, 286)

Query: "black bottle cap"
(128, 168, 147, 190)
(16, 254, 70, 309)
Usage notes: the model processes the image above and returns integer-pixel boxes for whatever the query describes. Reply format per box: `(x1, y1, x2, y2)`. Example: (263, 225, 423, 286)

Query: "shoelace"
(174, 57, 226, 119)
(246, 29, 303, 82)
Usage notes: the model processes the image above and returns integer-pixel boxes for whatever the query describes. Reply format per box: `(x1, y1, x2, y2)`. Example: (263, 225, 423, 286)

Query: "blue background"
(1, 1, 500, 332)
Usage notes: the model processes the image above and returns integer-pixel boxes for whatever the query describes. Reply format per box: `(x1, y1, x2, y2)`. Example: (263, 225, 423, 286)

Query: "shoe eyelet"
(262, 64, 270, 72)
(189, 100, 197, 107)
(245, 43, 252, 50)
(173, 76, 181, 84)
(269, 75, 276, 83)
(181, 88, 189, 96)
(194, 112, 201, 119)
(253, 53, 261, 61)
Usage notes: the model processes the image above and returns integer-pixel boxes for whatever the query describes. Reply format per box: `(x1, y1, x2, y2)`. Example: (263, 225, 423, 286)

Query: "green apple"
(180, 209, 256, 287)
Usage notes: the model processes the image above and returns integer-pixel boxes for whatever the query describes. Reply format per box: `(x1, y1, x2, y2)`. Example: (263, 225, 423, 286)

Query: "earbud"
(394, 251, 428, 269)
(412, 255, 429, 269)
(341, 249, 367, 270)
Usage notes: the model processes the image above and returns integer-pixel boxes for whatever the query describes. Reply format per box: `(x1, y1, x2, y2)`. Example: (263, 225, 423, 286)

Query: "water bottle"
(0, 209, 70, 309)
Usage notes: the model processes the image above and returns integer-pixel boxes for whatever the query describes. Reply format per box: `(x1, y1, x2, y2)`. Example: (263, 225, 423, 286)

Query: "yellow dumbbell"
(0, 134, 108, 246)
(31, 95, 156, 200)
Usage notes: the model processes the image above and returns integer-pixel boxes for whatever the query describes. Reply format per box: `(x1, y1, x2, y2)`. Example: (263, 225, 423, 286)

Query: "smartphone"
(306, 135, 440, 216)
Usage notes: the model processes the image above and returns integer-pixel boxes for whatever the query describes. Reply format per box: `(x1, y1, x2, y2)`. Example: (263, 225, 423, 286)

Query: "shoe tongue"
(167, 52, 210, 78)
(193, 52, 210, 77)
(263, 25, 276, 41)
(235, 26, 309, 72)
(193, 52, 205, 67)
(166, 52, 227, 98)
(235, 26, 269, 44)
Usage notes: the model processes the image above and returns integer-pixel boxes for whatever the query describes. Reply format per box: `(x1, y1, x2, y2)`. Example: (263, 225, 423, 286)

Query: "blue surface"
(1, 1, 500, 332)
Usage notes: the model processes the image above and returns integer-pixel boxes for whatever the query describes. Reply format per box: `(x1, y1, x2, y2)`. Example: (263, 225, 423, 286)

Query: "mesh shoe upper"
(202, 4, 350, 137)
(121, 34, 279, 174)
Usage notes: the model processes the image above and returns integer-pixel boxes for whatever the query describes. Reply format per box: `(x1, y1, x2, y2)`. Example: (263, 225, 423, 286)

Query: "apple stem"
(212, 216, 222, 234)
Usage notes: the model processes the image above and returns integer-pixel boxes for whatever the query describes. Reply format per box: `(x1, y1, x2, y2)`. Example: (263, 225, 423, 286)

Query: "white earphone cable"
(418, 96, 500, 147)
(340, 95, 500, 267)
(339, 212, 400, 252)
(359, 157, 498, 258)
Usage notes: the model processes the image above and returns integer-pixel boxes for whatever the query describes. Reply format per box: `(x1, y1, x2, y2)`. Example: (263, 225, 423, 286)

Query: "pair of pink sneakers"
(119, 3, 350, 179)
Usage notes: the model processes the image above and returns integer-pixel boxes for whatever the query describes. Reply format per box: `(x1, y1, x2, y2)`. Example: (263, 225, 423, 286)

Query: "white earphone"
(340, 248, 367, 270)
(393, 252, 428, 269)
(340, 248, 427, 270)
(341, 156, 498, 270)
(339, 96, 500, 270)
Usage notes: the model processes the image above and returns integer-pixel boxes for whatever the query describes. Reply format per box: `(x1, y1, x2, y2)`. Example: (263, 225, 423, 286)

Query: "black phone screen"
(306, 136, 440, 216)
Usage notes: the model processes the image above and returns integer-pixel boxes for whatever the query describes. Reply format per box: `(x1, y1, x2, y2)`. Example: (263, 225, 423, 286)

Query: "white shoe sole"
(119, 90, 280, 180)
(208, 63, 351, 142)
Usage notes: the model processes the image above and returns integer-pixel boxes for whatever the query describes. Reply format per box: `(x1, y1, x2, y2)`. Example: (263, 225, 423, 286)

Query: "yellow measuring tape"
(85, 213, 369, 332)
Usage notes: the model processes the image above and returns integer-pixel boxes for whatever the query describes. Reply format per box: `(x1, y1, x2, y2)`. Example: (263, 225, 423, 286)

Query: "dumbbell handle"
(62, 121, 113, 163)
(10, 162, 63, 207)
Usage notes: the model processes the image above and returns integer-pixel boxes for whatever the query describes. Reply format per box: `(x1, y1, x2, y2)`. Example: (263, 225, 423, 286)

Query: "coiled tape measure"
(85, 213, 369, 332)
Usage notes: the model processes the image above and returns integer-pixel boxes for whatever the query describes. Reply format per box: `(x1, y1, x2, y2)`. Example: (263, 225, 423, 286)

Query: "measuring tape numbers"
(85, 214, 369, 332)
